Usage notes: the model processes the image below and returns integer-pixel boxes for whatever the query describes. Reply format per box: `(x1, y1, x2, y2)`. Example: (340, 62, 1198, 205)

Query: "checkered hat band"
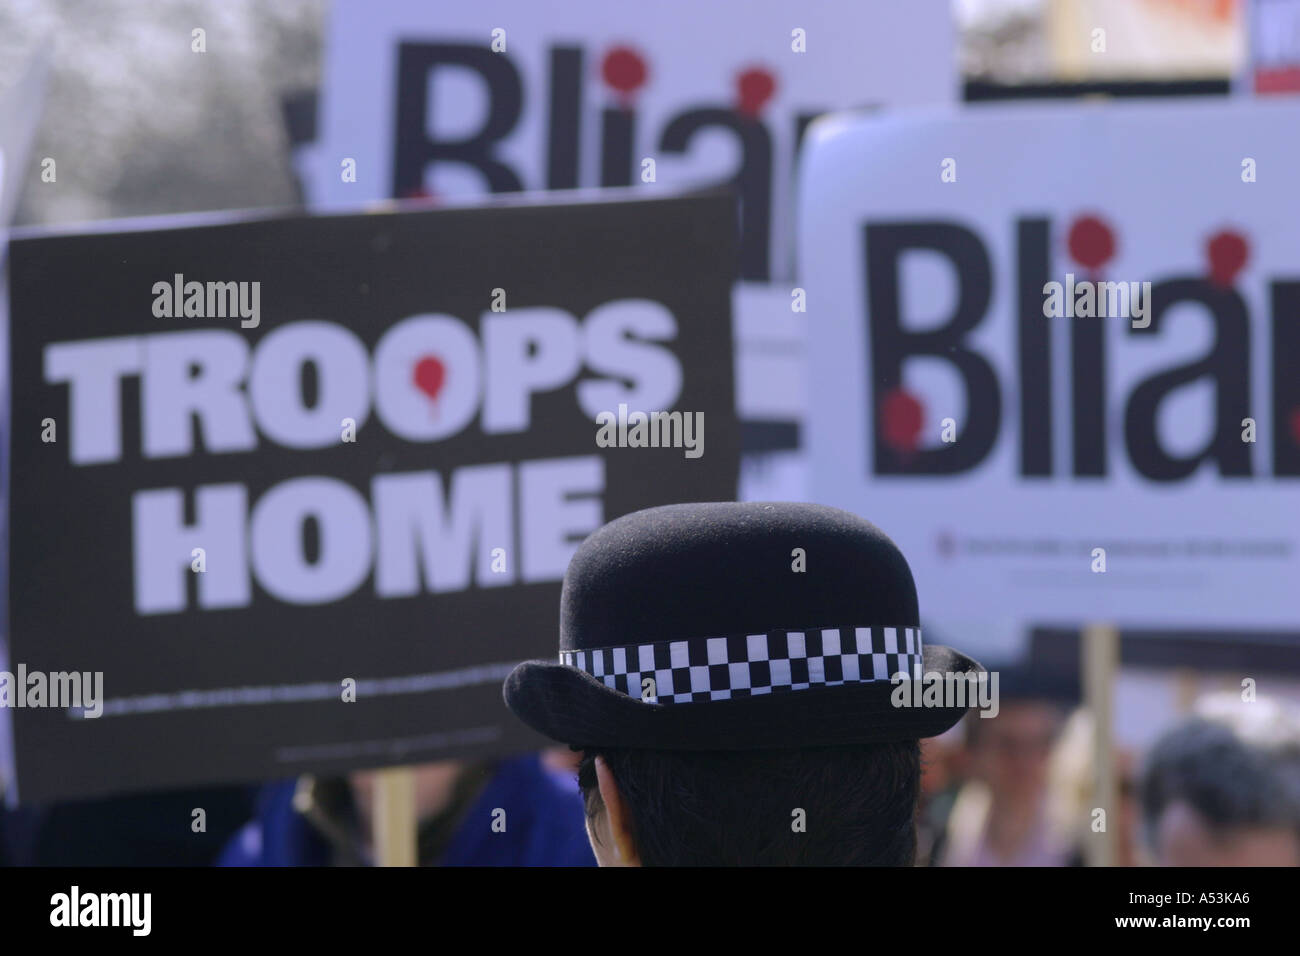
(559, 626, 923, 704)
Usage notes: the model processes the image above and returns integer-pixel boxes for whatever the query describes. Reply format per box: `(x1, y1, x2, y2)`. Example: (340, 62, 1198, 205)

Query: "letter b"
(865, 222, 999, 474)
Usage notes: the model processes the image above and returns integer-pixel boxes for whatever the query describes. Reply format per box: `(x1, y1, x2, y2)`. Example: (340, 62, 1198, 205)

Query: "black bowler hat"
(503, 502, 983, 750)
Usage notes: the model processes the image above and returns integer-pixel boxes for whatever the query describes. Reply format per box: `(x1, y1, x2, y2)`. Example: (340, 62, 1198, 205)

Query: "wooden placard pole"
(373, 765, 417, 867)
(1174, 668, 1199, 714)
(1082, 623, 1119, 868)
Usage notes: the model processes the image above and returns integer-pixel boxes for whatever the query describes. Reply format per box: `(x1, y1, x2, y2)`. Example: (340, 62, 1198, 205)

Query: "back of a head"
(577, 742, 921, 866)
(1140, 703, 1300, 864)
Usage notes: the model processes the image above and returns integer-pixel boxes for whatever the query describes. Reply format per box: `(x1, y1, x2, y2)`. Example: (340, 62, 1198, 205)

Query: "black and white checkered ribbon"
(560, 626, 923, 704)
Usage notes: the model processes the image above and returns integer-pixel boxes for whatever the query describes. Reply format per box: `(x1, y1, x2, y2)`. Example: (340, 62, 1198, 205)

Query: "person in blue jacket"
(218, 751, 595, 867)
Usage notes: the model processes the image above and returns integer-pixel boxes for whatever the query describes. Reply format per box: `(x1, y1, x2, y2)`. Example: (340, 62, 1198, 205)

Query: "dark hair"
(576, 741, 921, 866)
(1140, 718, 1300, 845)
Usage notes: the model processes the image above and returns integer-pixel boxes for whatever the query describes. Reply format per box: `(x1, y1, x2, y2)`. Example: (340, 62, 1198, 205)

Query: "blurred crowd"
(4, 676, 1298, 867)
(918, 681, 1300, 867)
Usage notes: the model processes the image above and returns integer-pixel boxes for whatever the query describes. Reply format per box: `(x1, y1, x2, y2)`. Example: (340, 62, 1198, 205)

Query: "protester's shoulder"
(215, 779, 306, 866)
(488, 752, 583, 810)
(487, 754, 596, 864)
(440, 754, 593, 866)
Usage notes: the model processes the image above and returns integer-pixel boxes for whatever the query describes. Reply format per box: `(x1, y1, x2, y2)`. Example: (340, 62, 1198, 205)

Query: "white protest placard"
(310, 0, 956, 473)
(313, 0, 954, 279)
(800, 99, 1300, 659)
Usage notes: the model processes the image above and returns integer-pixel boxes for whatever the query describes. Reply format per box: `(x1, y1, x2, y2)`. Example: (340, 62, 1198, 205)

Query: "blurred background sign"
(0, 46, 49, 253)
(308, 0, 957, 492)
(1248, 0, 1300, 90)
(310, 0, 956, 267)
(959, 0, 1241, 82)
(1046, 0, 1240, 79)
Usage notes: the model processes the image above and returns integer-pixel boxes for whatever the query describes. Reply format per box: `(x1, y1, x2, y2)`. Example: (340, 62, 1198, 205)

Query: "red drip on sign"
(413, 356, 446, 401)
(1206, 230, 1249, 287)
(881, 388, 924, 455)
(736, 67, 776, 117)
(601, 47, 648, 103)
(1067, 215, 1115, 272)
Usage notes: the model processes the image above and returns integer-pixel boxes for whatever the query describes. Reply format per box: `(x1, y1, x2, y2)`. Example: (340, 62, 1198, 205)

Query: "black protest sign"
(6, 193, 739, 801)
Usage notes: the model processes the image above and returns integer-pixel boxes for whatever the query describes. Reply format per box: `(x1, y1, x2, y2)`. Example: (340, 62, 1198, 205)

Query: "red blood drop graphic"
(1206, 230, 1249, 287)
(881, 388, 924, 455)
(1067, 215, 1116, 271)
(601, 47, 648, 99)
(736, 67, 776, 117)
(413, 356, 446, 401)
